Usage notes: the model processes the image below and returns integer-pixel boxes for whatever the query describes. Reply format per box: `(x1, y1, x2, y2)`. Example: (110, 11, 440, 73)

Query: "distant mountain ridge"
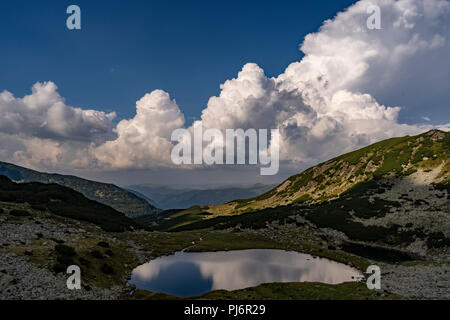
(127, 183, 276, 209)
(0, 161, 159, 218)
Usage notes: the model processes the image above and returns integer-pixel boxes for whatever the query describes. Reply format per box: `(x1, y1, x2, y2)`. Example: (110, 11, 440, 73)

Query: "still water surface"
(129, 249, 362, 297)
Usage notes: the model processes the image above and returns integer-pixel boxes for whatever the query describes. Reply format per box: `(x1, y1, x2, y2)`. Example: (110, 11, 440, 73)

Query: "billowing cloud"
(0, 0, 449, 175)
(0, 82, 116, 142)
(200, 63, 312, 132)
(198, 0, 450, 166)
(279, 0, 450, 116)
(0, 81, 117, 170)
(94, 90, 185, 169)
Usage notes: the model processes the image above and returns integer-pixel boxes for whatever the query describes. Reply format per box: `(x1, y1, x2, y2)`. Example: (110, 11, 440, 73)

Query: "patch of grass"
(200, 282, 401, 300)
(180, 206, 210, 215)
(172, 206, 297, 232)
(186, 232, 281, 252)
(400, 260, 448, 267)
(374, 144, 412, 178)
(412, 147, 434, 164)
(288, 169, 314, 193)
(69, 237, 139, 289)
(127, 282, 402, 300)
(403, 167, 418, 176)
(122, 290, 178, 300)
(292, 194, 312, 204)
(120, 230, 202, 258)
(7, 239, 54, 267)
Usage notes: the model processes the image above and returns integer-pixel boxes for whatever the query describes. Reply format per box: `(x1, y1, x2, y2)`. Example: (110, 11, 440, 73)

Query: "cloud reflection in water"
(129, 249, 362, 297)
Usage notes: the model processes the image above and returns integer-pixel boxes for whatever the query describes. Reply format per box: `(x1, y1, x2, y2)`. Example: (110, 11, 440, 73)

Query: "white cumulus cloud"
(0, 82, 116, 142)
(94, 90, 185, 169)
(0, 0, 449, 176)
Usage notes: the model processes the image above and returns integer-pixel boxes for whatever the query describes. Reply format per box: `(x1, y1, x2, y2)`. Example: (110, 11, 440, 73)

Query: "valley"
(0, 130, 449, 300)
(126, 183, 276, 210)
(0, 203, 446, 299)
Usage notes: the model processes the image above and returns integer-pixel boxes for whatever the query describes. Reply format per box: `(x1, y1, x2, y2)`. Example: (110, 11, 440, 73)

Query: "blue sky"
(0, 0, 357, 124)
(0, 0, 448, 186)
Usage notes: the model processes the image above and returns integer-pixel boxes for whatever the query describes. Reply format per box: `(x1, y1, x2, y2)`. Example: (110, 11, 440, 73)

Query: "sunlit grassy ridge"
(149, 130, 449, 238)
(210, 130, 449, 214)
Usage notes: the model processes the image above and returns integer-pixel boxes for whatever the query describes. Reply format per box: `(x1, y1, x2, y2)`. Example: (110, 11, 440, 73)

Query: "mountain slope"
(0, 175, 140, 231)
(0, 161, 159, 218)
(152, 130, 449, 254)
(209, 129, 449, 215)
(126, 189, 160, 208)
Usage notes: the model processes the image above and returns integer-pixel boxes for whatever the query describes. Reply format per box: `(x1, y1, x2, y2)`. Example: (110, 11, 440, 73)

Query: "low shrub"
(90, 250, 104, 259)
(54, 244, 77, 267)
(101, 264, 115, 275)
(10, 209, 31, 217)
(52, 263, 66, 273)
(78, 257, 91, 266)
(97, 241, 109, 248)
(55, 244, 76, 257)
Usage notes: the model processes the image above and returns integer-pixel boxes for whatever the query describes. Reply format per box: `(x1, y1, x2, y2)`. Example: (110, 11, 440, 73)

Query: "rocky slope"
(0, 201, 136, 299)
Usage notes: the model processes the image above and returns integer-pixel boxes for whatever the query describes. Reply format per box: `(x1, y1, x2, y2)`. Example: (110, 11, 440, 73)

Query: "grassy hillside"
(0, 175, 140, 232)
(150, 130, 449, 254)
(210, 129, 449, 214)
(0, 161, 159, 218)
